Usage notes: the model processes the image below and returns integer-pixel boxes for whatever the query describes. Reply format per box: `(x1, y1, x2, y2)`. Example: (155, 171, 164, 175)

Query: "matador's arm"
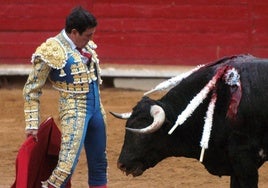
(23, 56, 51, 131)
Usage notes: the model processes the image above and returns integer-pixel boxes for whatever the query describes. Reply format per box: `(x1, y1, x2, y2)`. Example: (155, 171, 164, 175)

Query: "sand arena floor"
(1, 82, 268, 188)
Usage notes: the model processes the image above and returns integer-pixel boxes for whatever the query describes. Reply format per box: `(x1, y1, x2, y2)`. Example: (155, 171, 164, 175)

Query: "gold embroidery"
(70, 63, 87, 75)
(72, 52, 81, 63)
(35, 38, 67, 69)
(24, 101, 40, 129)
(86, 40, 103, 84)
(59, 69, 66, 77)
(50, 80, 89, 93)
(23, 60, 50, 130)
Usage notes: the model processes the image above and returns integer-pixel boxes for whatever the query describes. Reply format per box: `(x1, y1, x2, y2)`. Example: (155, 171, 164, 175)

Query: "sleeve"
(23, 56, 51, 130)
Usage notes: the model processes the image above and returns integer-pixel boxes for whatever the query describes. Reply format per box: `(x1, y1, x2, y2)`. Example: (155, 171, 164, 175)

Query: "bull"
(111, 54, 268, 188)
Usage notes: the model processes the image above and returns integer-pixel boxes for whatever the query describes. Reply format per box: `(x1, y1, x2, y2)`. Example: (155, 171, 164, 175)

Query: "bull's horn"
(109, 111, 132, 119)
(126, 105, 165, 134)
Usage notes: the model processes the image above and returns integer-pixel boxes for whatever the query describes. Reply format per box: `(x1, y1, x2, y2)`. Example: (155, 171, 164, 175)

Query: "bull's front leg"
(230, 174, 258, 188)
(228, 133, 259, 188)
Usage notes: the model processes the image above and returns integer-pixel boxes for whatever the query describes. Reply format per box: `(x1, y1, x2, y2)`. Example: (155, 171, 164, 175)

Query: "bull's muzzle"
(117, 161, 144, 177)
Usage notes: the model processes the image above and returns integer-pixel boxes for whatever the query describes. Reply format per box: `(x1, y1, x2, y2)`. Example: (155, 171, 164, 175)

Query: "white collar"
(62, 29, 77, 50)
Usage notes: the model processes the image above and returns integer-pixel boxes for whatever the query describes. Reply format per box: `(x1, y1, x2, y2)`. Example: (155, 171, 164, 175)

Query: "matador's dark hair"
(65, 6, 97, 34)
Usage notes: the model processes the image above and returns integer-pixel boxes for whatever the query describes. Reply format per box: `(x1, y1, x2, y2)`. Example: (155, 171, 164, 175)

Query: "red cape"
(12, 117, 71, 188)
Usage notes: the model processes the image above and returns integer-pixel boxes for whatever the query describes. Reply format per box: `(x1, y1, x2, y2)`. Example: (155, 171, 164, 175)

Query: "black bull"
(111, 54, 268, 188)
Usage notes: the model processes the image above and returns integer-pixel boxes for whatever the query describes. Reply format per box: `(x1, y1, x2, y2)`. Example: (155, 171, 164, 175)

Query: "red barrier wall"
(0, 0, 267, 66)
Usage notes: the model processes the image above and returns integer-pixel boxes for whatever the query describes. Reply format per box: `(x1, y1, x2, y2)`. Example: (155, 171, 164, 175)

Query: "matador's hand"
(25, 129, 38, 142)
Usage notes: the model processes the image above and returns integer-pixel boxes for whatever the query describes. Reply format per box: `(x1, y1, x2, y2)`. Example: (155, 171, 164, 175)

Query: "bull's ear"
(109, 111, 132, 119)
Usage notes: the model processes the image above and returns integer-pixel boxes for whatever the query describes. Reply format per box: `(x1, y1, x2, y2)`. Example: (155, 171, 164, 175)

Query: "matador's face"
(72, 27, 96, 49)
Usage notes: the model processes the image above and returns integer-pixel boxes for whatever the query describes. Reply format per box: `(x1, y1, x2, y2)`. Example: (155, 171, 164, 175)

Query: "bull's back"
(235, 59, 268, 118)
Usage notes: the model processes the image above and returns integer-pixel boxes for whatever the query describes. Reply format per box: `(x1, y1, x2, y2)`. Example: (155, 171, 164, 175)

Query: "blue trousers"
(48, 81, 107, 187)
(84, 82, 107, 186)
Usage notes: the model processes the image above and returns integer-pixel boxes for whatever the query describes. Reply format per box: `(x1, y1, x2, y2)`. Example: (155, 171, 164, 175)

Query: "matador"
(23, 16, 108, 187)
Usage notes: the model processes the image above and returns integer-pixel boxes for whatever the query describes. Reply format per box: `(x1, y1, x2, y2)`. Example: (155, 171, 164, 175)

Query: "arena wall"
(0, 0, 267, 66)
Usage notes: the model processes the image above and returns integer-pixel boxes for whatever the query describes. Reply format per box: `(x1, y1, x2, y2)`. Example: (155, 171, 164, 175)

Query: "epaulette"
(86, 40, 97, 50)
(85, 40, 99, 65)
(34, 38, 67, 69)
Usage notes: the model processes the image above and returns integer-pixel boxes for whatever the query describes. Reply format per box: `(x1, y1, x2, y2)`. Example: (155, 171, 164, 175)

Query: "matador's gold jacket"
(23, 31, 102, 130)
